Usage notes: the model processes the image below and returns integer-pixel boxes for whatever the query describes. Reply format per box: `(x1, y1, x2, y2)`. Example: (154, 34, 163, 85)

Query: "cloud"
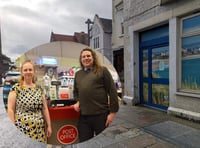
(0, 0, 112, 60)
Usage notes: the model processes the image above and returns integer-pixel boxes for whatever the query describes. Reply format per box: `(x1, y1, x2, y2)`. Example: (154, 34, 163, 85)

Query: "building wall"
(112, 0, 124, 50)
(112, 0, 125, 95)
(98, 20, 105, 57)
(90, 15, 113, 63)
(123, 0, 200, 120)
(103, 33, 112, 62)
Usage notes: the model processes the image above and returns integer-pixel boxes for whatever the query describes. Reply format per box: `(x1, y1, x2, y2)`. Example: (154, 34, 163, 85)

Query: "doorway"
(139, 25, 169, 111)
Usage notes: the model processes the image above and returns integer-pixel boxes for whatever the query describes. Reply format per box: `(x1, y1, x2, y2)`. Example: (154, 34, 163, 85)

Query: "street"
(1, 87, 200, 148)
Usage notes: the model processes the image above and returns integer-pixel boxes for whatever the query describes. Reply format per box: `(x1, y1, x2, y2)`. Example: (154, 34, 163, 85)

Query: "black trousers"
(78, 112, 108, 142)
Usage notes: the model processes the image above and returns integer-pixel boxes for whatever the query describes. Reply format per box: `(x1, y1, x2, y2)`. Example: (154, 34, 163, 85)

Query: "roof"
(50, 32, 88, 45)
(99, 17, 112, 34)
(94, 14, 112, 34)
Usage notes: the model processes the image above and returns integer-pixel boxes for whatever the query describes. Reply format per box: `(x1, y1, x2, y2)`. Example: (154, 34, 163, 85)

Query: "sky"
(0, 0, 112, 61)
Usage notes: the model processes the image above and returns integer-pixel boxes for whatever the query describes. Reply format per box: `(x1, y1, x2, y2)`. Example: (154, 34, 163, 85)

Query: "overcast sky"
(0, 0, 112, 61)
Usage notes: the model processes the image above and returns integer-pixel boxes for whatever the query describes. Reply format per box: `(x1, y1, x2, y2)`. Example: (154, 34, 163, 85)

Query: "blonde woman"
(7, 60, 52, 143)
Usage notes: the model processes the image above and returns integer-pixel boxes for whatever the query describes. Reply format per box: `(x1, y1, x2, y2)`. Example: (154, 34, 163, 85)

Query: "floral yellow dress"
(12, 83, 46, 143)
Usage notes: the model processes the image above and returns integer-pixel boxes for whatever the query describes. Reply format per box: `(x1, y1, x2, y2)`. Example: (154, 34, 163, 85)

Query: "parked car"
(2, 71, 20, 109)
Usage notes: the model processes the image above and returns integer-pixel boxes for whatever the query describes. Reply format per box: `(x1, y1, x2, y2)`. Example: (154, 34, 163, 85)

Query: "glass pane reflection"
(143, 50, 148, 78)
(152, 84, 169, 107)
(143, 83, 148, 103)
(182, 35, 200, 90)
(152, 46, 169, 79)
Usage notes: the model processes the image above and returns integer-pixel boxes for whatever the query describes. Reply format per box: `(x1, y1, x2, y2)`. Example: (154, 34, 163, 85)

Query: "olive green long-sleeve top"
(73, 66, 119, 115)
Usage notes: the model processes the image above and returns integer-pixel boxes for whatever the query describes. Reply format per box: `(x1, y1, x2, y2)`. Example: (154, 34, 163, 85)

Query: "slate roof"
(99, 17, 112, 34)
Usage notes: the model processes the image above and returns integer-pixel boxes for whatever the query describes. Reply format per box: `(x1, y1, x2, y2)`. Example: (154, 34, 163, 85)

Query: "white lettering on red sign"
(57, 125, 78, 144)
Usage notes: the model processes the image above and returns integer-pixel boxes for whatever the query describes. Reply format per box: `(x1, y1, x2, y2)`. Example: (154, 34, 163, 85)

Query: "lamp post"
(85, 18, 93, 46)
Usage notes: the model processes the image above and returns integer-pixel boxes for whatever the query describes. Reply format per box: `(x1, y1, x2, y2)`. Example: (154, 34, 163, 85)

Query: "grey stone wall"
(122, 0, 200, 120)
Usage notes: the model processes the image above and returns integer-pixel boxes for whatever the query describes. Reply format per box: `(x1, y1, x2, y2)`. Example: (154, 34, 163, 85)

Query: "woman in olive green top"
(73, 48, 119, 142)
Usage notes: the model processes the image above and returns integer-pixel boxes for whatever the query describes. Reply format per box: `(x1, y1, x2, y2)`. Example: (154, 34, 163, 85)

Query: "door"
(139, 25, 169, 111)
(141, 46, 169, 110)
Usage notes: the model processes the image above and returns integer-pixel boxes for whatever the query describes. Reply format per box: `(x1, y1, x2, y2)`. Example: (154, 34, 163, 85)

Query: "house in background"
(89, 14, 113, 63)
(87, 14, 124, 92)
(50, 31, 88, 45)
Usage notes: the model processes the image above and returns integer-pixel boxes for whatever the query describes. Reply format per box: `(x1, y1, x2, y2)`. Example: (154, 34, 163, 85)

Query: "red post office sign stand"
(47, 106, 80, 145)
(57, 125, 78, 144)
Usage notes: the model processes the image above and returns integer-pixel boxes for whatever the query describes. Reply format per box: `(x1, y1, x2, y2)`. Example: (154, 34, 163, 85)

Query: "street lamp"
(85, 18, 94, 46)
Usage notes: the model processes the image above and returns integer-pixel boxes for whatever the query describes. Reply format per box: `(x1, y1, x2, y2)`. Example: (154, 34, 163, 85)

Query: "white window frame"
(179, 13, 200, 94)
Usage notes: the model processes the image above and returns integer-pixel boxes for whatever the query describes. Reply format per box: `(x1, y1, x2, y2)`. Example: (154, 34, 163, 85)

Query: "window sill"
(176, 91, 200, 98)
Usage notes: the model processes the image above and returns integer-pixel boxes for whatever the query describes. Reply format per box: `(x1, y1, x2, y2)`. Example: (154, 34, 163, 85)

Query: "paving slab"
(103, 132, 177, 148)
(1, 87, 200, 148)
(143, 120, 200, 148)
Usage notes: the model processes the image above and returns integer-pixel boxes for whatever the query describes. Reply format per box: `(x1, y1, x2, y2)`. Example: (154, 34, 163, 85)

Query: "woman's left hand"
(106, 112, 117, 127)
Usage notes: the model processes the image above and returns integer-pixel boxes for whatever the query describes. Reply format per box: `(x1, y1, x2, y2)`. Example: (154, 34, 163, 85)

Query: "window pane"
(181, 35, 200, 90)
(152, 84, 169, 107)
(182, 35, 200, 51)
(183, 15, 200, 34)
(142, 49, 148, 78)
(152, 46, 169, 79)
(182, 58, 200, 90)
(143, 83, 148, 103)
(141, 25, 169, 42)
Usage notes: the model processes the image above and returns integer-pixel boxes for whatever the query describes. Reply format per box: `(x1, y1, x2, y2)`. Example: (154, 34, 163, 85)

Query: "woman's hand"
(73, 101, 80, 112)
(46, 126, 52, 138)
(106, 112, 117, 127)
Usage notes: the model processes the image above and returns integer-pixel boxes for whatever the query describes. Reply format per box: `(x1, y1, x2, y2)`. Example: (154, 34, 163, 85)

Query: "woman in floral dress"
(7, 60, 52, 143)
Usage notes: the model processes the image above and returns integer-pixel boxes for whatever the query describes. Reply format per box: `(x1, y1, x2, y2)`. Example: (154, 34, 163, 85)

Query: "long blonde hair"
(79, 47, 102, 75)
(19, 60, 36, 87)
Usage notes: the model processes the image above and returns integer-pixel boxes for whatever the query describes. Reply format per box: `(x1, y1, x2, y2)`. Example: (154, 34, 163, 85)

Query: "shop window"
(181, 14, 200, 92)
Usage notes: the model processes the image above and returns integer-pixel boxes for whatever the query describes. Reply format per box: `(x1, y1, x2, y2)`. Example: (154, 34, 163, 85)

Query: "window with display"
(181, 13, 200, 92)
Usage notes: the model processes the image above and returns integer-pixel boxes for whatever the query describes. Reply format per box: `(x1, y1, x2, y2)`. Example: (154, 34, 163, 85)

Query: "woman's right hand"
(73, 101, 80, 112)
(46, 126, 52, 138)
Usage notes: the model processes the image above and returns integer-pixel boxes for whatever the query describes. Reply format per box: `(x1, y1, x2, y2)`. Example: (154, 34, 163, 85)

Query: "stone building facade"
(112, 0, 200, 121)
(89, 14, 113, 62)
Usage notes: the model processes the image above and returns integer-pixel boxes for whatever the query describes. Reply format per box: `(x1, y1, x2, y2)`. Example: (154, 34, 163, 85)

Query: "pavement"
(0, 87, 200, 148)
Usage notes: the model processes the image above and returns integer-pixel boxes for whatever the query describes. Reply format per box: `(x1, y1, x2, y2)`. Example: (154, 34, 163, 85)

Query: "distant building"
(50, 31, 88, 45)
(89, 14, 113, 63)
(87, 14, 124, 91)
(0, 26, 11, 85)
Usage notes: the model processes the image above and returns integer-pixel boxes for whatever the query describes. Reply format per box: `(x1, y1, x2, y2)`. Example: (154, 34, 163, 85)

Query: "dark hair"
(79, 47, 102, 75)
